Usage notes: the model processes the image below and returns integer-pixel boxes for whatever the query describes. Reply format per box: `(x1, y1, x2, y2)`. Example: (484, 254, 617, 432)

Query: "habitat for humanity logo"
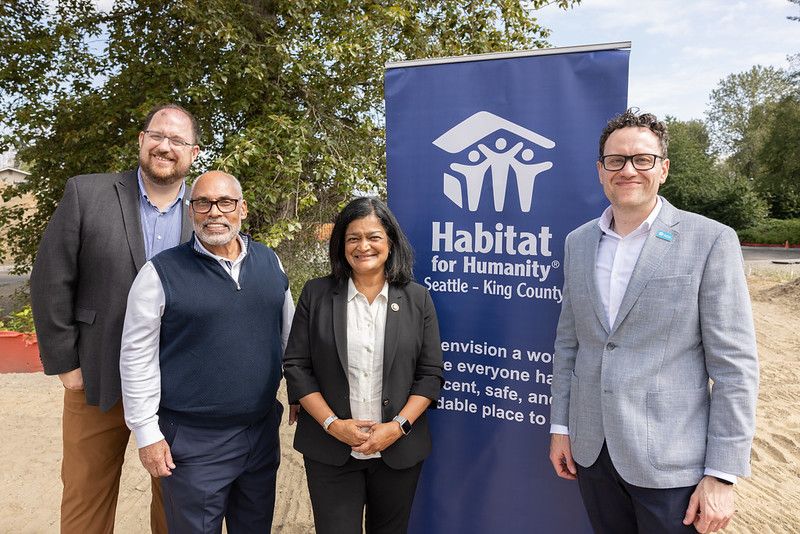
(432, 111, 555, 213)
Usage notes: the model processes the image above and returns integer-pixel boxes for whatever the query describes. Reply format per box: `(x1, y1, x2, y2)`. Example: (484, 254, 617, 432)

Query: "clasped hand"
(328, 419, 403, 455)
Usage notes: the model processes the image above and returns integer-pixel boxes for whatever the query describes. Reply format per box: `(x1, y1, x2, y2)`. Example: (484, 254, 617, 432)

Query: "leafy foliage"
(737, 218, 800, 245)
(704, 65, 793, 178)
(0, 0, 578, 275)
(702, 62, 800, 222)
(754, 96, 800, 218)
(0, 305, 36, 333)
(660, 118, 767, 230)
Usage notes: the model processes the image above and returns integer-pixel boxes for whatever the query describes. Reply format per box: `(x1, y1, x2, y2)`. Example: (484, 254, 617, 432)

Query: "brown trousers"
(60, 388, 166, 533)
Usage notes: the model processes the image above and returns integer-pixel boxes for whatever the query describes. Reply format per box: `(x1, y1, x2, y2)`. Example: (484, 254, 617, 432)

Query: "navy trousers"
(159, 401, 282, 533)
(576, 442, 696, 534)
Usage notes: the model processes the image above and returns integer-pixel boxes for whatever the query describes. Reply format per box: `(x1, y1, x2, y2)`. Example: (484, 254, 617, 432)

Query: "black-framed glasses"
(189, 198, 241, 214)
(143, 130, 195, 149)
(599, 154, 664, 171)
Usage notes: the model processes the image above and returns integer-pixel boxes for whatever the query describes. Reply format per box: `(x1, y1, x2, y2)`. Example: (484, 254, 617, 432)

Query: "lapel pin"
(655, 230, 673, 242)
(391, 303, 400, 312)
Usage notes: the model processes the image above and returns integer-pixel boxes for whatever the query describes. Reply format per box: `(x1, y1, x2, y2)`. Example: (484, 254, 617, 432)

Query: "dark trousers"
(576, 442, 696, 534)
(304, 456, 423, 534)
(159, 402, 282, 534)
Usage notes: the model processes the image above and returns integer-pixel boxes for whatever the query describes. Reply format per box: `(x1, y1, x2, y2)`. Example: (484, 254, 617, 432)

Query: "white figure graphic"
(433, 111, 556, 213)
(448, 149, 492, 211)
(509, 148, 553, 212)
(477, 138, 523, 212)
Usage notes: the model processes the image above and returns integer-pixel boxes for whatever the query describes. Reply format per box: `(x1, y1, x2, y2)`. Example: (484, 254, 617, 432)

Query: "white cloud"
(535, 0, 800, 120)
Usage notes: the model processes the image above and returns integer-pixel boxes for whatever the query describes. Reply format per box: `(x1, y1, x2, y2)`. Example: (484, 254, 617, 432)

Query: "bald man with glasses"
(120, 170, 294, 533)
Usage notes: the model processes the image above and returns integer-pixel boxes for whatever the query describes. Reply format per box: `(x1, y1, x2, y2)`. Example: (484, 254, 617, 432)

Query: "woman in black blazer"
(283, 197, 443, 534)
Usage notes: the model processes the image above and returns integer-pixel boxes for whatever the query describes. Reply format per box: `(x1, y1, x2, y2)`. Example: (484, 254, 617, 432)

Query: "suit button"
(606, 342, 616, 351)
(382, 399, 389, 406)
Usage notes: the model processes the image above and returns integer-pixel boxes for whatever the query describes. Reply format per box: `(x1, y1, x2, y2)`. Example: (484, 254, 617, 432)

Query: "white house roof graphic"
(432, 111, 555, 153)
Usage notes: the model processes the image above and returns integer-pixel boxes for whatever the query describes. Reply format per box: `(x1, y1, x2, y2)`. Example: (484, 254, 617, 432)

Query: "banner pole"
(385, 41, 631, 69)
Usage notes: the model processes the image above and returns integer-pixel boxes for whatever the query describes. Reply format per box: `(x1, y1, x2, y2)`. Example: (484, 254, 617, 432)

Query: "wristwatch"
(322, 415, 338, 433)
(712, 476, 734, 485)
(392, 415, 412, 436)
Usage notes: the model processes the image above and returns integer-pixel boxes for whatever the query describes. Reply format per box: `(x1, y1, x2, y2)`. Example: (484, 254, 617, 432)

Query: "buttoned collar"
(598, 196, 663, 238)
(347, 277, 389, 303)
(136, 167, 185, 212)
(193, 233, 248, 265)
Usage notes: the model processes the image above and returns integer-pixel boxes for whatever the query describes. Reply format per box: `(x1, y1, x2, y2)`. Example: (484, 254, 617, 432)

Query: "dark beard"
(139, 152, 189, 185)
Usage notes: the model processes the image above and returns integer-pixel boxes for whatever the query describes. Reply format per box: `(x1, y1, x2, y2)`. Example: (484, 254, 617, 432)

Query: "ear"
(659, 158, 670, 184)
(596, 160, 604, 184)
(138, 131, 145, 149)
(240, 199, 248, 220)
(190, 145, 200, 162)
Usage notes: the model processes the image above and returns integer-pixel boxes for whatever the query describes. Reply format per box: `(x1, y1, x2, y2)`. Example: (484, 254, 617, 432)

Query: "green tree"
(705, 65, 792, 178)
(0, 0, 579, 275)
(755, 96, 800, 218)
(659, 118, 716, 207)
(661, 117, 767, 229)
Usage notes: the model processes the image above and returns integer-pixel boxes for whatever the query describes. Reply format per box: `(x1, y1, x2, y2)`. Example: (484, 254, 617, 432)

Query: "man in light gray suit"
(30, 103, 200, 533)
(549, 109, 758, 534)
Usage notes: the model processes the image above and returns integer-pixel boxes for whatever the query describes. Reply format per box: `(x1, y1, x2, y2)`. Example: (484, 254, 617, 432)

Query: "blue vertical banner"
(385, 44, 630, 533)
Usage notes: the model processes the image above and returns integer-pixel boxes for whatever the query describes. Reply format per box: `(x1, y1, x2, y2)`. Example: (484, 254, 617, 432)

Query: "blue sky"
(534, 0, 800, 120)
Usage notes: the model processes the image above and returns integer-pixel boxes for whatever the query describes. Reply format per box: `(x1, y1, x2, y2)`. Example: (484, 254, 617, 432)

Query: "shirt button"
(366, 346, 372, 353)
(156, 235, 162, 240)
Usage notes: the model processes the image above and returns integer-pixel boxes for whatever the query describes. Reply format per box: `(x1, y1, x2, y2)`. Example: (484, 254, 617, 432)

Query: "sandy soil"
(1, 273, 798, 533)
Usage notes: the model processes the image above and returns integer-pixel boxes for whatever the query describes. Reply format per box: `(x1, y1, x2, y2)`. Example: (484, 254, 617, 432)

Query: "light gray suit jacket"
(30, 171, 192, 411)
(550, 199, 758, 489)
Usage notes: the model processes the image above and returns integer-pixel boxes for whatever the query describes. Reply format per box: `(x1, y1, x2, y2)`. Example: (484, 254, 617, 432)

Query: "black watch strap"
(712, 476, 734, 485)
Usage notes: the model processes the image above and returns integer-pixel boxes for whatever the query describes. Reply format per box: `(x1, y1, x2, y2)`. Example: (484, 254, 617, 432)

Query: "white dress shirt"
(346, 278, 389, 460)
(594, 198, 663, 328)
(551, 197, 736, 483)
(120, 235, 295, 448)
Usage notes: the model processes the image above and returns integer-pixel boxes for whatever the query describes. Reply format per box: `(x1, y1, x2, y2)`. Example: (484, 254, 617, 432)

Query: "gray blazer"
(550, 199, 758, 488)
(283, 276, 444, 470)
(30, 170, 192, 411)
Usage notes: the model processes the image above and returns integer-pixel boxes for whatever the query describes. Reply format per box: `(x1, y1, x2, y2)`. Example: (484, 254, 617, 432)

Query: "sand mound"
(755, 277, 800, 311)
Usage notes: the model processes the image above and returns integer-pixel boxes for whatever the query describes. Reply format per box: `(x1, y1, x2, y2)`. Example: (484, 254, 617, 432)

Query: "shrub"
(737, 218, 800, 244)
(0, 305, 36, 334)
(275, 231, 330, 304)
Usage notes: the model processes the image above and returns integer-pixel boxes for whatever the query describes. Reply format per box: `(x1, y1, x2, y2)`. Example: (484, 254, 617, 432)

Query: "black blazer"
(30, 171, 192, 411)
(283, 276, 443, 470)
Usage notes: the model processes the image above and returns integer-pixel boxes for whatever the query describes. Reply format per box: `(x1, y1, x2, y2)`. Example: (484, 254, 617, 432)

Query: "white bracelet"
(322, 415, 338, 432)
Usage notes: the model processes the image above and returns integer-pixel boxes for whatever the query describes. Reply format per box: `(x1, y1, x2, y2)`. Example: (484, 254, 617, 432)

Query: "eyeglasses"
(189, 198, 241, 214)
(143, 130, 195, 149)
(599, 154, 664, 171)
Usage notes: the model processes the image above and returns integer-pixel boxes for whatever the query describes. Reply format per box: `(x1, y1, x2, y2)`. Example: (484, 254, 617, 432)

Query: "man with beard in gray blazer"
(30, 103, 200, 533)
(549, 109, 758, 534)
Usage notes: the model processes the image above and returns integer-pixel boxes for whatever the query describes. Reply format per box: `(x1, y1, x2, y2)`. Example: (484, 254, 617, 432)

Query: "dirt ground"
(1, 272, 798, 533)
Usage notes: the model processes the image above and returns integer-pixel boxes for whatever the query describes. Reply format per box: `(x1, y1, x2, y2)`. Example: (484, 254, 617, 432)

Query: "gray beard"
(194, 220, 240, 247)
